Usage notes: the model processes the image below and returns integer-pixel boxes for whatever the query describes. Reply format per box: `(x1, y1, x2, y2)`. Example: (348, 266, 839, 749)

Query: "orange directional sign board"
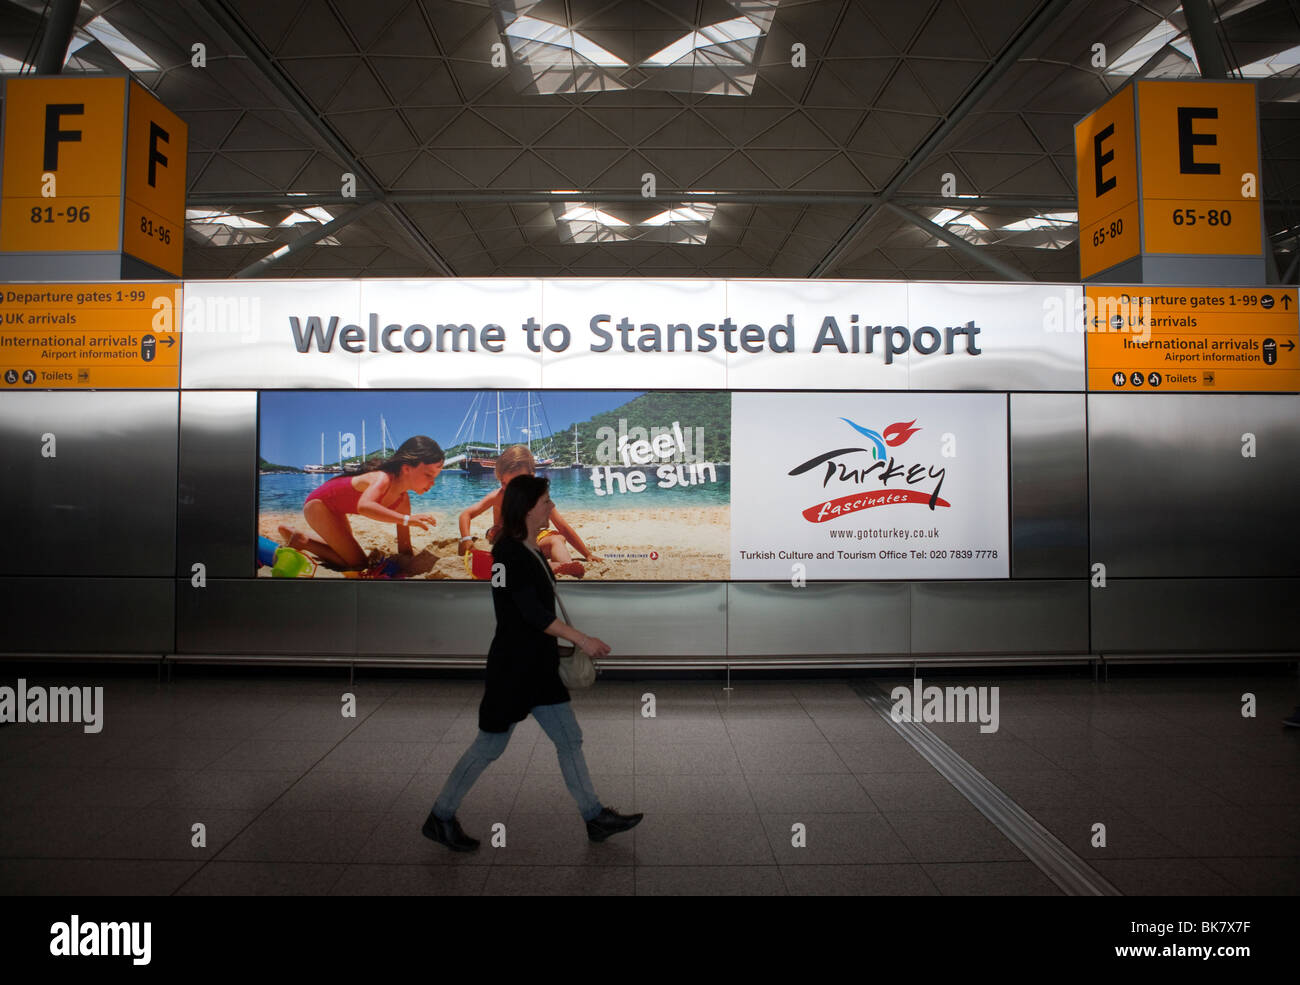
(1086, 286, 1299, 392)
(1, 77, 187, 274)
(0, 77, 127, 253)
(1075, 87, 1141, 279)
(0, 283, 180, 389)
(1136, 81, 1262, 256)
(1075, 81, 1263, 278)
(122, 82, 187, 276)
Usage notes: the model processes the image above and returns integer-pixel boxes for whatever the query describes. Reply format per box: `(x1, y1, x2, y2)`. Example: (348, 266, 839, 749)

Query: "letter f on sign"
(44, 104, 84, 171)
(148, 122, 169, 187)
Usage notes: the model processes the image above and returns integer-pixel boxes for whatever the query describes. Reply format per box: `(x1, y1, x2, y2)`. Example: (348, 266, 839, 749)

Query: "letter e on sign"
(1135, 80, 1262, 256)
(123, 82, 188, 276)
(1073, 87, 1139, 278)
(1, 76, 126, 252)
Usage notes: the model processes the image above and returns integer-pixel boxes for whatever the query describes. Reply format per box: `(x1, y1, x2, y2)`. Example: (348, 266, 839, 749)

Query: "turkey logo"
(788, 418, 950, 520)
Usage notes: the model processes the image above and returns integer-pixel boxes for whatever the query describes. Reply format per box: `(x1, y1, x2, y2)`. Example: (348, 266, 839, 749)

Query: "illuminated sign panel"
(1074, 80, 1263, 278)
(0, 283, 180, 389)
(0, 77, 127, 253)
(1086, 286, 1298, 392)
(1, 77, 187, 274)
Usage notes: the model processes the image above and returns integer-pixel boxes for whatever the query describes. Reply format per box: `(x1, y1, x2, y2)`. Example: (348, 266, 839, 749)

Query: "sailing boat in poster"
(449, 392, 559, 473)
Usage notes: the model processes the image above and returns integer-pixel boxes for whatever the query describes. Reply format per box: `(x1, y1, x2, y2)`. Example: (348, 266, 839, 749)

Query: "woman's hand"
(578, 634, 611, 658)
(404, 513, 437, 531)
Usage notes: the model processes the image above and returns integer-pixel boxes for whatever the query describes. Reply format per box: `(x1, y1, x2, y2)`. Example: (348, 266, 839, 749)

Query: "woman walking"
(423, 474, 642, 850)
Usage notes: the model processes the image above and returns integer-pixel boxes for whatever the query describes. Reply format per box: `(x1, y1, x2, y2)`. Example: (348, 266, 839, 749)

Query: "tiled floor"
(0, 670, 1296, 895)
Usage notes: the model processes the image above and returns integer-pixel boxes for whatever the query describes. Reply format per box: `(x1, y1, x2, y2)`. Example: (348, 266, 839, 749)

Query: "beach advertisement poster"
(257, 390, 731, 581)
(730, 392, 1009, 579)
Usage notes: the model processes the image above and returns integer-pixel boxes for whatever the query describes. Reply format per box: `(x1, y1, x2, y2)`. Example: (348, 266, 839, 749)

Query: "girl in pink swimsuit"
(279, 435, 444, 571)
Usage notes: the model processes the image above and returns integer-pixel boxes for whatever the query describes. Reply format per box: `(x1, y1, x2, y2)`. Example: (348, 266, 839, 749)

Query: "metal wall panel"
(1010, 393, 1088, 578)
(198, 582, 726, 660)
(910, 581, 1089, 654)
(177, 391, 258, 578)
(176, 580, 357, 655)
(0, 577, 174, 653)
(566, 583, 727, 656)
(1089, 394, 1300, 577)
(1092, 578, 1300, 653)
(357, 582, 498, 656)
(0, 392, 178, 577)
(727, 582, 910, 655)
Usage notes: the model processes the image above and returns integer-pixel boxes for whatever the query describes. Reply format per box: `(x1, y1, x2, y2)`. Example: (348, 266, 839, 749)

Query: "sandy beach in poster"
(259, 505, 730, 581)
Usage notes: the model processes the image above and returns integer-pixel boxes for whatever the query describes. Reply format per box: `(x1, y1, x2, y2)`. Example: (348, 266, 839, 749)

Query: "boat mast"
(495, 392, 501, 454)
(320, 433, 324, 468)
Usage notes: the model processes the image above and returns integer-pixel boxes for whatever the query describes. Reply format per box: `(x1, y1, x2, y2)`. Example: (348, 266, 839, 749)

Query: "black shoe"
(586, 806, 643, 842)
(422, 811, 480, 852)
(1285, 707, 1300, 728)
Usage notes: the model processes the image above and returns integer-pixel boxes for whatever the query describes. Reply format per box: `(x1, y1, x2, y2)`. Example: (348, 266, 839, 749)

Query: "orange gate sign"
(1, 77, 188, 276)
(1086, 286, 1299, 392)
(0, 283, 181, 389)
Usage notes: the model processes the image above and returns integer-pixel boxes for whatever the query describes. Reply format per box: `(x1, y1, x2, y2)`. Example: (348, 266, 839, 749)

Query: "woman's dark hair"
(347, 435, 444, 475)
(500, 474, 549, 541)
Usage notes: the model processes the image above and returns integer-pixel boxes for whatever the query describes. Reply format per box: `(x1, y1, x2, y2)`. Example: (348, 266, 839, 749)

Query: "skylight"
(553, 201, 716, 245)
(503, 16, 628, 67)
(187, 209, 268, 229)
(641, 205, 716, 226)
(1236, 44, 1300, 78)
(1105, 13, 1198, 78)
(185, 209, 273, 247)
(557, 206, 629, 226)
(921, 208, 1077, 250)
(0, 8, 161, 73)
(495, 6, 629, 94)
(491, 0, 779, 96)
(642, 17, 764, 66)
(78, 15, 161, 72)
(1000, 212, 1078, 231)
(278, 207, 336, 226)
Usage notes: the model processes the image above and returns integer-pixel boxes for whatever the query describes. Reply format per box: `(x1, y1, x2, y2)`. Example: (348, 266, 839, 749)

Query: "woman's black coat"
(478, 536, 570, 733)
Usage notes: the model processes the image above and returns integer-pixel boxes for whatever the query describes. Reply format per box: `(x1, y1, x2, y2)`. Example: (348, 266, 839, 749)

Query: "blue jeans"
(433, 701, 603, 822)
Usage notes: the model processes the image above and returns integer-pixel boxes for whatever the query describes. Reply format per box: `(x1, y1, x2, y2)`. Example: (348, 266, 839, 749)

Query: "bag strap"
(524, 543, 592, 669)
(524, 543, 571, 624)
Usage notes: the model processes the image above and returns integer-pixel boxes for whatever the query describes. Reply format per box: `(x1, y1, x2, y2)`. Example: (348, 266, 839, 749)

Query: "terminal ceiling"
(1, 0, 1298, 281)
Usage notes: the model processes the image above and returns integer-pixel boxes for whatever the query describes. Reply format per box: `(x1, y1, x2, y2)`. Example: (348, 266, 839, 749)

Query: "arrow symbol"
(1283, 340, 1296, 352)
(1284, 296, 1293, 310)
(160, 336, 176, 348)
